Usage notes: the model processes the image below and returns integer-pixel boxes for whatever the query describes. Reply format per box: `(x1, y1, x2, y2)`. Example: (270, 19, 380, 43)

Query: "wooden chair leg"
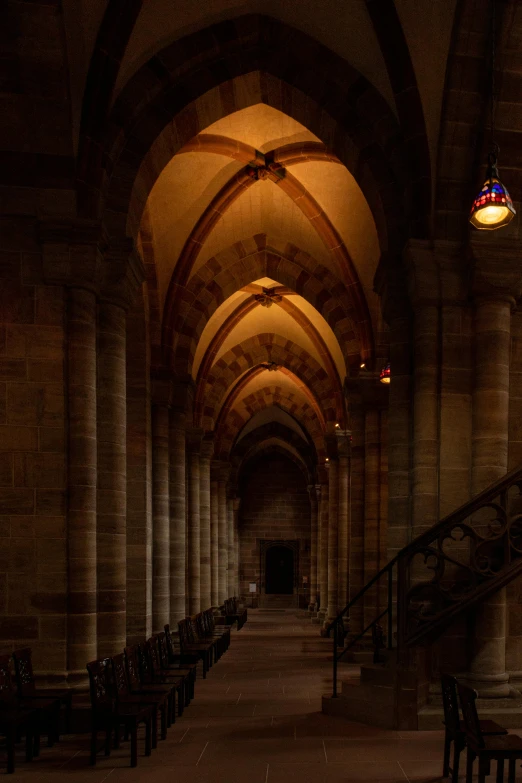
(453, 739, 462, 783)
(466, 748, 474, 783)
(161, 703, 167, 740)
(145, 716, 152, 757)
(151, 706, 157, 750)
(442, 732, 451, 777)
(25, 725, 34, 762)
(90, 727, 97, 765)
(496, 757, 504, 783)
(6, 727, 15, 774)
(508, 758, 516, 783)
(478, 757, 488, 783)
(104, 724, 112, 757)
(130, 725, 138, 767)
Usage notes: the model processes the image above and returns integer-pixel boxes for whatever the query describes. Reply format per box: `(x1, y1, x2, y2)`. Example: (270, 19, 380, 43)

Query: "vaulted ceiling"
(62, 0, 522, 480)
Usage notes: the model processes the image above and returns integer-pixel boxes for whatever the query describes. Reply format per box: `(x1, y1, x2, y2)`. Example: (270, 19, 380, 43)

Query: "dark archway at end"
(265, 545, 294, 595)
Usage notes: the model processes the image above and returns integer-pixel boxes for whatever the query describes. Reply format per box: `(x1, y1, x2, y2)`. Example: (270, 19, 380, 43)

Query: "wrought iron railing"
(327, 465, 522, 699)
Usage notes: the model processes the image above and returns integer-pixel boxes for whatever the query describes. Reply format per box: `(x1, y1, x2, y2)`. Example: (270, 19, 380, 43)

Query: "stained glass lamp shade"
(470, 153, 515, 230)
(379, 363, 391, 384)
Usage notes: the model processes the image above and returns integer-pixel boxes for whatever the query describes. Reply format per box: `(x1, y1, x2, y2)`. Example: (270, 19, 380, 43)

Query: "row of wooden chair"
(222, 597, 247, 630)
(0, 648, 72, 774)
(87, 632, 198, 768)
(442, 674, 522, 783)
(87, 604, 238, 768)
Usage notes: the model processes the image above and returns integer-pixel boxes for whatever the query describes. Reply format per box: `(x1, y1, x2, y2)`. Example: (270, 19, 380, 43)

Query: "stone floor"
(3, 609, 521, 781)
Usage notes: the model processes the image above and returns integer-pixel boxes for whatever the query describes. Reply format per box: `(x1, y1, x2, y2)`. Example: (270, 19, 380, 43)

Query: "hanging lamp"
(380, 363, 391, 384)
(469, 0, 515, 231)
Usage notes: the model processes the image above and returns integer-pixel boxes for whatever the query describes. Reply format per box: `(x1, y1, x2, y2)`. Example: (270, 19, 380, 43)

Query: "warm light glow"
(325, 458, 329, 462)
(335, 423, 340, 429)
(473, 204, 511, 226)
(469, 156, 515, 231)
(380, 363, 391, 384)
(360, 362, 366, 369)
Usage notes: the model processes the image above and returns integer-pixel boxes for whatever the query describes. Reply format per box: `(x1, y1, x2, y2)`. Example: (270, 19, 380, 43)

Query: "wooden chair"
(111, 653, 169, 747)
(457, 681, 522, 783)
(0, 705, 39, 774)
(194, 614, 222, 661)
(0, 654, 59, 749)
(203, 608, 231, 653)
(157, 631, 195, 706)
(441, 675, 506, 783)
(12, 648, 73, 735)
(86, 658, 153, 768)
(178, 618, 213, 678)
(139, 639, 185, 715)
(125, 645, 175, 724)
(163, 625, 197, 700)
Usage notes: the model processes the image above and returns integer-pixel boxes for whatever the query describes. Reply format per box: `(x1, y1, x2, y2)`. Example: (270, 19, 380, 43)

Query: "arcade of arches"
(4, 0, 522, 736)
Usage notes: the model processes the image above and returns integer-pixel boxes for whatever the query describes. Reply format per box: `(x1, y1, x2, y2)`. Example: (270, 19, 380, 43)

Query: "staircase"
(323, 465, 522, 729)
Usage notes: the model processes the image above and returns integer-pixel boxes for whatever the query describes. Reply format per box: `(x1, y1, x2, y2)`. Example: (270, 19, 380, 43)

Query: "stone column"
(210, 471, 219, 606)
(96, 300, 127, 657)
(364, 410, 381, 628)
(67, 287, 97, 677)
(318, 480, 329, 616)
(217, 465, 229, 604)
(199, 438, 214, 610)
(467, 295, 513, 698)
(227, 494, 235, 597)
(326, 440, 339, 621)
(308, 485, 318, 610)
(186, 429, 203, 615)
(151, 401, 170, 633)
(233, 497, 241, 595)
(386, 316, 412, 560)
(337, 431, 351, 610)
(169, 405, 187, 623)
(412, 305, 439, 538)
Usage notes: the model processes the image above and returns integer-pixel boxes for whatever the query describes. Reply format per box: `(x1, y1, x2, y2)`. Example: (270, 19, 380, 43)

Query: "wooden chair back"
(164, 625, 176, 659)
(86, 658, 113, 712)
(457, 682, 485, 749)
(156, 633, 169, 668)
(124, 646, 142, 690)
(147, 636, 163, 675)
(137, 643, 153, 682)
(12, 648, 36, 698)
(0, 655, 16, 705)
(111, 654, 130, 700)
(441, 674, 461, 735)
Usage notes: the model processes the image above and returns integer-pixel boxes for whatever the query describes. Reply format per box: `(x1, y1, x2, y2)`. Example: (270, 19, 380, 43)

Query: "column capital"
(470, 235, 522, 302)
(200, 436, 214, 461)
(99, 241, 145, 311)
(335, 429, 352, 458)
(39, 217, 106, 292)
(325, 433, 339, 460)
(151, 367, 172, 407)
(186, 427, 204, 454)
(211, 460, 230, 483)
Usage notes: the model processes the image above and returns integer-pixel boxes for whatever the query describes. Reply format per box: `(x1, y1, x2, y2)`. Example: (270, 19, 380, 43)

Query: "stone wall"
(238, 453, 311, 600)
(0, 241, 67, 677)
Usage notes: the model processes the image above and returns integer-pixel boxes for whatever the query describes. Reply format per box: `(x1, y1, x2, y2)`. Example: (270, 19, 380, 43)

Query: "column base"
(463, 671, 512, 699)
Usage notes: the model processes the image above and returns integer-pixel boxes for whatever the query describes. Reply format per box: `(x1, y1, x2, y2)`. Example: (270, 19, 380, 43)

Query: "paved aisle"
(7, 610, 454, 782)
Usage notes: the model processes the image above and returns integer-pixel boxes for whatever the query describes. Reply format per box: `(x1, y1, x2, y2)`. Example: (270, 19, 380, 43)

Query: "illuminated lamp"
(469, 148, 515, 230)
(379, 363, 391, 384)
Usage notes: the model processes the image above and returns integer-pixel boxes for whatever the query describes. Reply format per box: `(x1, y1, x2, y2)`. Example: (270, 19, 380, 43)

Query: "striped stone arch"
(215, 387, 326, 460)
(167, 236, 363, 376)
(232, 421, 317, 473)
(96, 18, 416, 250)
(238, 443, 311, 483)
(197, 334, 343, 430)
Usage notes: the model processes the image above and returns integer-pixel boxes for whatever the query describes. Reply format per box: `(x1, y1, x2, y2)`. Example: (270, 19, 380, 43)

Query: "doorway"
(265, 545, 294, 594)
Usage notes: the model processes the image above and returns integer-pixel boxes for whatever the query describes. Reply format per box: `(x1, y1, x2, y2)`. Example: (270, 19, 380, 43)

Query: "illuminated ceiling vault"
(142, 102, 385, 475)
